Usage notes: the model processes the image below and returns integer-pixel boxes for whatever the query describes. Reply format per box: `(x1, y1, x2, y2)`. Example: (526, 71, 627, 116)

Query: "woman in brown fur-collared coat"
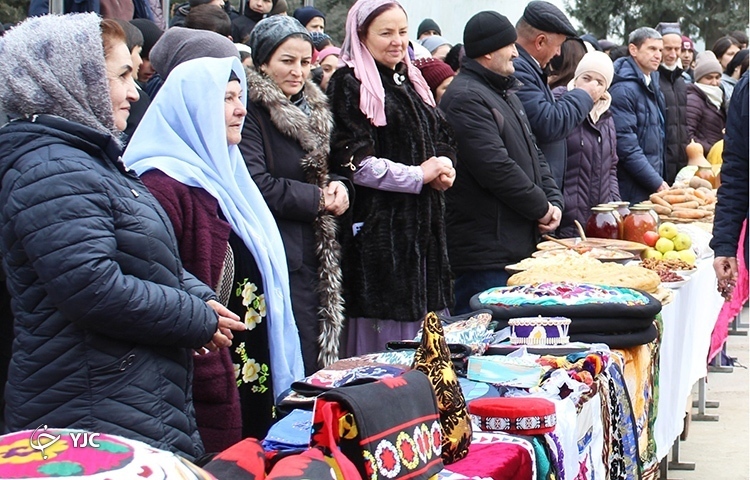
(240, 16, 348, 375)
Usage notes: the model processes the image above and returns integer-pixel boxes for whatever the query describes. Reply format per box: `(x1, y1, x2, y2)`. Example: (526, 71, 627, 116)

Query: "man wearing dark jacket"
(655, 23, 688, 184)
(711, 72, 748, 298)
(610, 27, 668, 203)
(512, 1, 596, 190)
(441, 11, 563, 314)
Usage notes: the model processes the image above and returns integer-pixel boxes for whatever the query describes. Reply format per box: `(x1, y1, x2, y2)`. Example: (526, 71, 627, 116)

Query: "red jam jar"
(611, 201, 631, 220)
(622, 205, 658, 243)
(586, 206, 620, 239)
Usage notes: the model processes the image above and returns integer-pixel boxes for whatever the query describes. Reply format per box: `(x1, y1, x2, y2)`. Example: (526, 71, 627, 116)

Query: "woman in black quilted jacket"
(0, 14, 244, 460)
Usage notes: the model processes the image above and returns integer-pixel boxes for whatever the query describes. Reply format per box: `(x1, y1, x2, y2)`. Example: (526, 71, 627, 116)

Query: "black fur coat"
(328, 63, 456, 322)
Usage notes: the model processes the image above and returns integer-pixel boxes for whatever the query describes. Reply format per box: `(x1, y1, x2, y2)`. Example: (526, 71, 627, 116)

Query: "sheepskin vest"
(245, 68, 344, 368)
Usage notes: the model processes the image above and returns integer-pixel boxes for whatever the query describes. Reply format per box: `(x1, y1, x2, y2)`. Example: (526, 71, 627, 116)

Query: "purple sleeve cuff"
(352, 156, 424, 194)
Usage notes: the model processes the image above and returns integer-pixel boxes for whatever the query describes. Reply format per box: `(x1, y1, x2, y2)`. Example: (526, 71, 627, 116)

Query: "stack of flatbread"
(507, 256, 671, 303)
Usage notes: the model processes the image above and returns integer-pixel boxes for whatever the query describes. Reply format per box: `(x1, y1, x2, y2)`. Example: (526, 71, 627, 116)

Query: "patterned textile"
(458, 378, 503, 402)
(438, 431, 536, 480)
(602, 362, 641, 480)
(467, 355, 545, 388)
(310, 370, 444, 479)
(412, 312, 472, 464)
(361, 350, 417, 366)
(415, 312, 494, 354)
(203, 438, 266, 480)
(292, 364, 407, 395)
(468, 397, 557, 436)
(0, 429, 213, 479)
(612, 315, 661, 473)
(261, 409, 314, 452)
(574, 392, 606, 480)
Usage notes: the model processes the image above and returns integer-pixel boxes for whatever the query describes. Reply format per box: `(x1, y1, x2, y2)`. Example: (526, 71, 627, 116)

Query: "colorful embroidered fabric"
(612, 319, 661, 474)
(477, 283, 650, 307)
(412, 312, 472, 465)
(538, 352, 607, 389)
(293, 364, 407, 392)
(360, 350, 416, 366)
(414, 312, 494, 354)
(601, 362, 640, 480)
(0, 429, 213, 479)
(310, 370, 444, 480)
(438, 431, 536, 480)
(468, 397, 557, 436)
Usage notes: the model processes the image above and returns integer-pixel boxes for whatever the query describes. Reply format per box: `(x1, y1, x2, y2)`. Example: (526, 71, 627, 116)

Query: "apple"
(642, 247, 663, 260)
(642, 231, 660, 247)
(663, 250, 680, 260)
(655, 237, 675, 254)
(677, 249, 696, 266)
(672, 233, 692, 251)
(658, 222, 678, 240)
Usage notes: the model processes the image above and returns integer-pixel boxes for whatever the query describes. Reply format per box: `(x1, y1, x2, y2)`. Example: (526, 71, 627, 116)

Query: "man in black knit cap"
(440, 11, 563, 313)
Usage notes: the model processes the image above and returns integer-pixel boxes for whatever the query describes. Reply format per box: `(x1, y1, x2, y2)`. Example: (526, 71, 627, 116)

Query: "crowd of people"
(0, 0, 747, 467)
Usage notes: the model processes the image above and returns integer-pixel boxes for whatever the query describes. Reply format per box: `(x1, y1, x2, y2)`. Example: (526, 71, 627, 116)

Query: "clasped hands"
(421, 156, 456, 191)
(322, 181, 349, 216)
(538, 202, 562, 234)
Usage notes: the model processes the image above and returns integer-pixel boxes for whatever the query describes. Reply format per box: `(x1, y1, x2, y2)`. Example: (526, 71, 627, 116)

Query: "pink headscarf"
(339, 0, 435, 127)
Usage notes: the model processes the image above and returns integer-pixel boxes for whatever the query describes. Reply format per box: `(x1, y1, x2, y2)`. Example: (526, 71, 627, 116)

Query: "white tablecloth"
(653, 256, 724, 460)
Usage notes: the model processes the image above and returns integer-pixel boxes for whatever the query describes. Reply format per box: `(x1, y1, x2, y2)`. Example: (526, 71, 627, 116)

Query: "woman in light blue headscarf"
(124, 56, 304, 443)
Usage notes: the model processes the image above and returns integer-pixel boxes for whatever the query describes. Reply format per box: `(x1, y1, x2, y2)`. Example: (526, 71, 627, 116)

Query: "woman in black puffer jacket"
(0, 14, 243, 460)
(554, 51, 620, 238)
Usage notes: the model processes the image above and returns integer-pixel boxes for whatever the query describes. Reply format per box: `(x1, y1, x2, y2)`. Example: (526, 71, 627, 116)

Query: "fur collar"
(245, 66, 344, 369)
(246, 67, 332, 156)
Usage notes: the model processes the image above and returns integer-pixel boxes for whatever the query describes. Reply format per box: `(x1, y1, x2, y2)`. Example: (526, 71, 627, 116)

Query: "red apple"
(642, 231, 659, 247)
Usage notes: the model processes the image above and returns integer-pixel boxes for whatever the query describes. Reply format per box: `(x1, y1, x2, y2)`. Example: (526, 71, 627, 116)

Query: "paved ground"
(669, 307, 749, 480)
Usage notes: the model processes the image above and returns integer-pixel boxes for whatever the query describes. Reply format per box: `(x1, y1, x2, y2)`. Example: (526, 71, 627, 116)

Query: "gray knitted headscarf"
(0, 13, 116, 137)
(249, 15, 313, 67)
(149, 27, 240, 79)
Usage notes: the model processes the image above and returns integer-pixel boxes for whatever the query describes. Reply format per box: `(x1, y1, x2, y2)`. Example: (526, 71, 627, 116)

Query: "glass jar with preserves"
(597, 203, 624, 238)
(611, 201, 631, 219)
(622, 205, 658, 243)
(586, 206, 620, 239)
(695, 166, 717, 188)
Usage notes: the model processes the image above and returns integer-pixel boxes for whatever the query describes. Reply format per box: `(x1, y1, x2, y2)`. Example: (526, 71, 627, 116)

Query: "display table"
(653, 256, 724, 461)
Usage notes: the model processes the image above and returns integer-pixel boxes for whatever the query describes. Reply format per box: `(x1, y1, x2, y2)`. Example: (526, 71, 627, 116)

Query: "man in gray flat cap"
(512, 0, 597, 193)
